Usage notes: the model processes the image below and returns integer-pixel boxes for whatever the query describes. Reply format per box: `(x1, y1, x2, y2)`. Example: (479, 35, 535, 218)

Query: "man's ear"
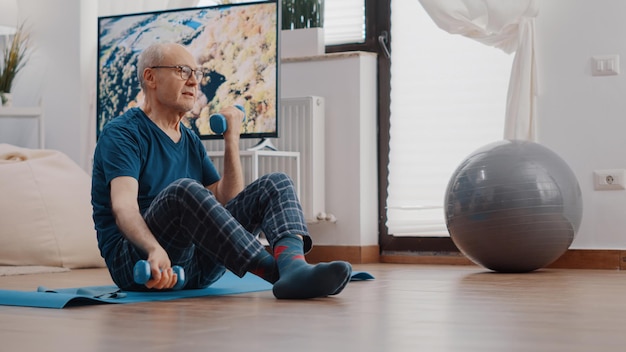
(143, 68, 157, 88)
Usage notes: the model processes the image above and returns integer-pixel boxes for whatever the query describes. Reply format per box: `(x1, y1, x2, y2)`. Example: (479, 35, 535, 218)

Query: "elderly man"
(91, 43, 352, 299)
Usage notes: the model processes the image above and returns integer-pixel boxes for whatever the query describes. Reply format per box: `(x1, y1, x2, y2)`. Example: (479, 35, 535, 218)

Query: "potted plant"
(281, 0, 325, 58)
(282, 0, 324, 30)
(0, 23, 30, 107)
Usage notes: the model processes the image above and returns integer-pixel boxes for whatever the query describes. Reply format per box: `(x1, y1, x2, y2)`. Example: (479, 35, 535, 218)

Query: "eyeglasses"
(149, 65, 206, 81)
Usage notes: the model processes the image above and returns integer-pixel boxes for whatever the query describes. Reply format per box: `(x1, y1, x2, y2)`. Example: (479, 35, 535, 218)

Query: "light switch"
(591, 55, 620, 76)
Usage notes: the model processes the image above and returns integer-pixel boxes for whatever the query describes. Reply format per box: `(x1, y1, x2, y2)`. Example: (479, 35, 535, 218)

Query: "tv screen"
(97, 0, 279, 140)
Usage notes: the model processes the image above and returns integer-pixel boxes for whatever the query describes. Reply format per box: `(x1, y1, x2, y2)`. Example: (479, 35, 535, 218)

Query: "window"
(324, 0, 365, 45)
(385, 1, 513, 238)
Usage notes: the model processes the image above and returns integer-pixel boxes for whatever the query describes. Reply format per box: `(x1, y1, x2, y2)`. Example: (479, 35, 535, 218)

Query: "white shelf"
(0, 106, 44, 148)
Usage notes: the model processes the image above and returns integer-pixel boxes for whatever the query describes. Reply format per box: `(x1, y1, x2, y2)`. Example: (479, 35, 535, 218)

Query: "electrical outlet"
(593, 169, 626, 190)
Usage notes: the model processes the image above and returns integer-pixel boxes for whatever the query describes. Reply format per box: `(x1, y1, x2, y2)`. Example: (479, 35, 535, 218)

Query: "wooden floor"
(1, 263, 626, 351)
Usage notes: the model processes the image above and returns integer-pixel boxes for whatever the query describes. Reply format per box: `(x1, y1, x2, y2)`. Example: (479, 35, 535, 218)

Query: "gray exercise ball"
(444, 140, 583, 273)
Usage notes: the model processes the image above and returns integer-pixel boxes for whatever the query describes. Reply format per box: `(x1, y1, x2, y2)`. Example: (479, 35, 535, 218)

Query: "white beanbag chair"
(0, 144, 105, 268)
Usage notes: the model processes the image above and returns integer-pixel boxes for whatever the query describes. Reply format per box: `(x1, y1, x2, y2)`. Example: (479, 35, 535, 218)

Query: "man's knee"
(164, 178, 205, 197)
(261, 172, 294, 188)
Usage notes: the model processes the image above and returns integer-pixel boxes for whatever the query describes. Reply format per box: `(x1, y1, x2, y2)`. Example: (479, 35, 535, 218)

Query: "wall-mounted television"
(97, 0, 279, 141)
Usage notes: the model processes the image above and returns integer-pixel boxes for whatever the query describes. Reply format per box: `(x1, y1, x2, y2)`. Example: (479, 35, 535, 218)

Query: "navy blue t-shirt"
(91, 107, 220, 260)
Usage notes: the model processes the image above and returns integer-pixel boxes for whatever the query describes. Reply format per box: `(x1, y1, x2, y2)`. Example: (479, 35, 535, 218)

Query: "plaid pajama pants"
(106, 172, 312, 291)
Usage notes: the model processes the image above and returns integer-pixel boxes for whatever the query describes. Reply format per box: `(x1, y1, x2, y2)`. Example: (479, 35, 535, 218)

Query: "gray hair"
(136, 43, 166, 89)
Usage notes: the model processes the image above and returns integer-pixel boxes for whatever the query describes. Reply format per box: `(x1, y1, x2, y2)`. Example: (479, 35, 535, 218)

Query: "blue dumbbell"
(209, 104, 245, 134)
(133, 260, 186, 290)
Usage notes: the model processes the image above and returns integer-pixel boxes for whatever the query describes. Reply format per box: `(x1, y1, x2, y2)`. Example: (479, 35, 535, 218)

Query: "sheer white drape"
(418, 0, 539, 140)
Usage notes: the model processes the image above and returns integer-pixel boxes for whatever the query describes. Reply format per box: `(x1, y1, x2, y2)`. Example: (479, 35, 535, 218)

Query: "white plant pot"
(281, 28, 325, 59)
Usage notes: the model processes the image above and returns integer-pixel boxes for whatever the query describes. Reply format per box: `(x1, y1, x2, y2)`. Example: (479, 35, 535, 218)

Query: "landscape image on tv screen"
(97, 1, 278, 140)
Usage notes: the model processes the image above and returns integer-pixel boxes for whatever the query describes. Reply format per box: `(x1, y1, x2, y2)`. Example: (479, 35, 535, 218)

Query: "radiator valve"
(316, 212, 337, 223)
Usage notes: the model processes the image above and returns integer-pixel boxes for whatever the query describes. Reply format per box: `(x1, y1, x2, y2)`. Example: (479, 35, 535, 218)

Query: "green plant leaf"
(0, 22, 31, 93)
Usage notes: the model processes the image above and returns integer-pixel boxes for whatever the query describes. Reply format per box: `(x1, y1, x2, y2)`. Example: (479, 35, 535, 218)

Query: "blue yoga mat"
(0, 271, 374, 309)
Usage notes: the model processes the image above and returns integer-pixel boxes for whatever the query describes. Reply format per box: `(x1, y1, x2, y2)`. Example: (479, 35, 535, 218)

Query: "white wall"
(0, 0, 96, 168)
(4, 0, 626, 249)
(281, 53, 378, 247)
(535, 1, 626, 249)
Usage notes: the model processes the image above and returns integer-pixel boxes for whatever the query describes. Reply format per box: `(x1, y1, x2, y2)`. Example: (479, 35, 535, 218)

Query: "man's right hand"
(144, 248, 178, 290)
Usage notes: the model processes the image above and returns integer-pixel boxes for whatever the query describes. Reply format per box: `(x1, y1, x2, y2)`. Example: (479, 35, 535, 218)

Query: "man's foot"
(272, 261, 352, 299)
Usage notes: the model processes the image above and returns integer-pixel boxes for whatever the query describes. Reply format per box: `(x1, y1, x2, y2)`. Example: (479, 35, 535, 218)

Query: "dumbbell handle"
(133, 260, 186, 290)
(209, 104, 245, 134)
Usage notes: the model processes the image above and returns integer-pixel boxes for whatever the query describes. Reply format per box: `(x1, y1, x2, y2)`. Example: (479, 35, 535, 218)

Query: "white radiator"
(204, 96, 326, 223)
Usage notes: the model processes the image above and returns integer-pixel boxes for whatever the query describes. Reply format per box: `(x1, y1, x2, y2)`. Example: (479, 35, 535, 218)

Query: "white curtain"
(418, 0, 539, 141)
